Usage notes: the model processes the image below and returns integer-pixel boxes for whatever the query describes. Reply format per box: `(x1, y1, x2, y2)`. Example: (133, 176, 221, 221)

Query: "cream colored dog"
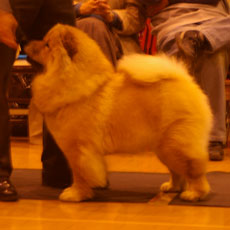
(25, 24, 212, 202)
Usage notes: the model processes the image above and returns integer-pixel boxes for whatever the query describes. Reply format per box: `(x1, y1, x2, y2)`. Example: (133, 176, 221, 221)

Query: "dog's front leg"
(59, 145, 107, 202)
(59, 178, 93, 202)
(160, 170, 186, 193)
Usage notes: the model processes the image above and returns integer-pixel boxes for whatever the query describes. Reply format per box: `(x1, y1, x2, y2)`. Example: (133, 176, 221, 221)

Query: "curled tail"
(117, 54, 192, 84)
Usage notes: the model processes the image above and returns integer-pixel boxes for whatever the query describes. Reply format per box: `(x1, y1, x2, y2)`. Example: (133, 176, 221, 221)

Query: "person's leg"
(165, 31, 228, 161)
(0, 43, 18, 201)
(11, 0, 76, 187)
(32, 0, 75, 187)
(76, 17, 123, 67)
(41, 123, 72, 188)
(194, 49, 228, 160)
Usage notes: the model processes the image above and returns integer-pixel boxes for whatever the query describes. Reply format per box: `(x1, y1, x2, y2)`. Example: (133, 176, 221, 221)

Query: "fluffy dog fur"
(25, 24, 212, 202)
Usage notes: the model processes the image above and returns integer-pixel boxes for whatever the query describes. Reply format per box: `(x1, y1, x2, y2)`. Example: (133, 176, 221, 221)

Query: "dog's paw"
(59, 186, 93, 202)
(92, 179, 110, 190)
(160, 182, 182, 193)
(180, 190, 206, 202)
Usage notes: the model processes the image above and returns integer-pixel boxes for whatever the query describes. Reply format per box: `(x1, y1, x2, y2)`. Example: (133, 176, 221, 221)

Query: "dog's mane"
(32, 62, 114, 114)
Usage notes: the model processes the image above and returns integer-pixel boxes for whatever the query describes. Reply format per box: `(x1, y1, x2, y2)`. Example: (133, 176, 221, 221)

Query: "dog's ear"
(61, 30, 78, 59)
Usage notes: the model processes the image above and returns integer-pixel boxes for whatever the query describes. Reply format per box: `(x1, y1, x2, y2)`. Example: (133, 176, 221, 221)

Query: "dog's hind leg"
(179, 157, 210, 201)
(159, 150, 210, 201)
(160, 170, 186, 193)
(157, 130, 210, 201)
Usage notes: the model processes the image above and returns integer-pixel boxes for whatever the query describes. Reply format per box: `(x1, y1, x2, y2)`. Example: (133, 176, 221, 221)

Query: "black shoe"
(42, 170, 72, 189)
(209, 141, 224, 161)
(0, 178, 18, 201)
(176, 30, 209, 59)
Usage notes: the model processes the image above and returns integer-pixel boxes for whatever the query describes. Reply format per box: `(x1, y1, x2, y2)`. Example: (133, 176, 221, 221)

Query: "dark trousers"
(0, 0, 75, 179)
(0, 44, 16, 177)
(10, 0, 76, 40)
(42, 123, 72, 182)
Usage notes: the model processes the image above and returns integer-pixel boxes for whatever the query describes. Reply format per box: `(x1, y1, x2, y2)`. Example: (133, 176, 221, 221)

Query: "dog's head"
(25, 24, 114, 114)
(24, 23, 113, 72)
(24, 24, 79, 67)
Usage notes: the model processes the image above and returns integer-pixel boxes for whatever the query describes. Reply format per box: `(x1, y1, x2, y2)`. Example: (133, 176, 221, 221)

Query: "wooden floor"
(1, 139, 230, 230)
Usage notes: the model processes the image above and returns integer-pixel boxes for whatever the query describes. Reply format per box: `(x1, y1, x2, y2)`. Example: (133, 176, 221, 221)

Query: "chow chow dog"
(25, 24, 212, 202)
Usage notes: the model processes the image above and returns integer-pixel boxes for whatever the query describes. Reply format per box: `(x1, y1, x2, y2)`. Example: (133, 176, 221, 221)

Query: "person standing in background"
(0, 0, 75, 201)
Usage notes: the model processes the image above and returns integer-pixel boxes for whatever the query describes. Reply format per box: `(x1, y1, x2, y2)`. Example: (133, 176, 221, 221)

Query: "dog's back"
(103, 54, 213, 155)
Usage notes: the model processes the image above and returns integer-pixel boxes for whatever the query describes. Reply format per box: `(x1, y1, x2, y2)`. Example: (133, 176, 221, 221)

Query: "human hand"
(80, 0, 100, 15)
(95, 0, 114, 23)
(0, 10, 18, 49)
